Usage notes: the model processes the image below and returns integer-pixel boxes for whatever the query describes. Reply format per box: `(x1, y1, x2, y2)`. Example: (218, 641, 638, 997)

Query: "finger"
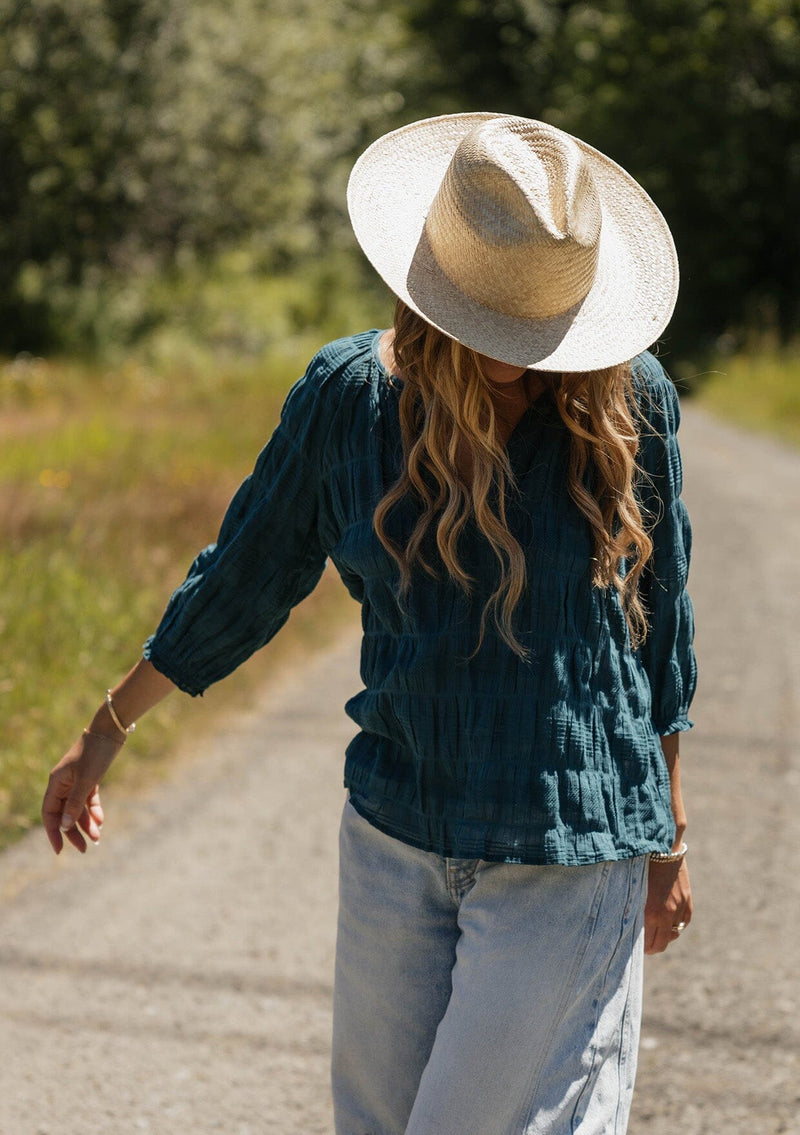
(650, 918, 686, 953)
(76, 800, 102, 844)
(42, 773, 71, 854)
(86, 787, 104, 835)
(44, 821, 64, 855)
(645, 934, 667, 955)
(667, 909, 691, 942)
(645, 933, 670, 955)
(88, 792, 104, 830)
(43, 801, 65, 853)
(65, 824, 88, 854)
(60, 780, 98, 837)
(644, 915, 674, 954)
(643, 911, 665, 954)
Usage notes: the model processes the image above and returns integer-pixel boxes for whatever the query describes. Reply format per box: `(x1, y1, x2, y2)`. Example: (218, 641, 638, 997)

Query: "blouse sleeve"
(143, 357, 331, 696)
(634, 354, 698, 735)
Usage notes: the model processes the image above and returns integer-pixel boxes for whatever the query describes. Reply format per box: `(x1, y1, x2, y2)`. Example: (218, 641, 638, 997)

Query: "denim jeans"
(332, 798, 647, 1135)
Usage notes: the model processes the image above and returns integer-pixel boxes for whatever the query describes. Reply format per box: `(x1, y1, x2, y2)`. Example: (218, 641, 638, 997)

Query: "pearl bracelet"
(105, 690, 136, 737)
(649, 840, 688, 863)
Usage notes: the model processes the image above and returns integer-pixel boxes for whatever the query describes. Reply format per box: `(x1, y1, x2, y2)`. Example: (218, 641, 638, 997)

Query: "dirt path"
(1, 402, 798, 1135)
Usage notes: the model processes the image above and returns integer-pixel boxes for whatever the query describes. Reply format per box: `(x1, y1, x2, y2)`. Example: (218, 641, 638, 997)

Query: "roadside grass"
(0, 278, 391, 851)
(692, 350, 800, 448)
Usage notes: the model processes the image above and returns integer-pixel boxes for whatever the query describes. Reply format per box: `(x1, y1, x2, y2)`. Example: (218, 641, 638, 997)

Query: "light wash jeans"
(332, 798, 648, 1135)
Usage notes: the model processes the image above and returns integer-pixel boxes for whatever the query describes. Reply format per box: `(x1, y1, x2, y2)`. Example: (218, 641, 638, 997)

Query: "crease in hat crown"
(424, 119, 603, 321)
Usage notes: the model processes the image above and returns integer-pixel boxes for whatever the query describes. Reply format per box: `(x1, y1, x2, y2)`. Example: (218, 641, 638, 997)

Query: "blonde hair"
(373, 300, 654, 657)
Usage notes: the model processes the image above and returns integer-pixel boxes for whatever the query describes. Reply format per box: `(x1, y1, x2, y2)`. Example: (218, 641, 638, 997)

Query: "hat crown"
(424, 119, 602, 321)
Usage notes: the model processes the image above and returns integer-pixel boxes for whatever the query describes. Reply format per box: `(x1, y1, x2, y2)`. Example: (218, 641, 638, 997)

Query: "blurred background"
(1, 0, 799, 847)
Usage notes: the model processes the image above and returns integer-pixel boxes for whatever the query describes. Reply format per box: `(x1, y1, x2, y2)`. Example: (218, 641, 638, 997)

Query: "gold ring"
(671, 921, 686, 933)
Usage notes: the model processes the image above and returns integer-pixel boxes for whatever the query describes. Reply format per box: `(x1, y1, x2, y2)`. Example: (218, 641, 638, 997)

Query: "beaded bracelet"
(650, 840, 688, 863)
(105, 690, 136, 737)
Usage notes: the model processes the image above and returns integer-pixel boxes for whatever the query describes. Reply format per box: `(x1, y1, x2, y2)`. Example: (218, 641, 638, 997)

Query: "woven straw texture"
(347, 113, 679, 371)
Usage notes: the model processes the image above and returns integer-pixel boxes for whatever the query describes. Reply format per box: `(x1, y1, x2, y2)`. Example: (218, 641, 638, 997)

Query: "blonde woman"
(43, 114, 696, 1134)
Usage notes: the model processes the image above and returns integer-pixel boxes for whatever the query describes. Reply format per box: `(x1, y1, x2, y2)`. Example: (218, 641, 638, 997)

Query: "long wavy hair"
(373, 299, 655, 657)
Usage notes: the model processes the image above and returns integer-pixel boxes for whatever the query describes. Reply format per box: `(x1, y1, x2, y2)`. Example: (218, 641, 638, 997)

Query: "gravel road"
(1, 402, 798, 1135)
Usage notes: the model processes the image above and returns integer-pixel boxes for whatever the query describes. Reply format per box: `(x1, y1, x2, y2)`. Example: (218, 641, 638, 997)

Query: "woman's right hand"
(42, 660, 178, 855)
(42, 730, 121, 854)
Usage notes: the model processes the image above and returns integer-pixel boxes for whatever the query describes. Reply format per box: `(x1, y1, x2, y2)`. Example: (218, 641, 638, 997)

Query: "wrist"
(82, 727, 125, 747)
(650, 839, 688, 864)
(89, 702, 129, 743)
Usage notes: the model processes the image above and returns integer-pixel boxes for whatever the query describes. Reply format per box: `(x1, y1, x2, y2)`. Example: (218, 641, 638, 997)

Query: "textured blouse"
(144, 330, 697, 866)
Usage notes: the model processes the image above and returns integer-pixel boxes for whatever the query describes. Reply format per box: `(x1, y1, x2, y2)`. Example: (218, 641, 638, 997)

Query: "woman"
(43, 113, 696, 1134)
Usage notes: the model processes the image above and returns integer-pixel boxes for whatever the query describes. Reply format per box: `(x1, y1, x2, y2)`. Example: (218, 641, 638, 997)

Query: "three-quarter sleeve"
(143, 360, 330, 695)
(634, 354, 698, 735)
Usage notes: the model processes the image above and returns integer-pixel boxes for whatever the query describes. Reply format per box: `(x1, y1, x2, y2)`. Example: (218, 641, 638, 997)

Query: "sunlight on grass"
(694, 351, 800, 448)
(0, 275, 388, 849)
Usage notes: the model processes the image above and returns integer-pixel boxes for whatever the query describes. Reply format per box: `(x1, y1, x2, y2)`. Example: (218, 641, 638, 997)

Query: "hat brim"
(347, 113, 679, 372)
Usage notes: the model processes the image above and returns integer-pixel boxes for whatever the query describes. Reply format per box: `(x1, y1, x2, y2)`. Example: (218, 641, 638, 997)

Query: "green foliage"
(4, 0, 797, 367)
(0, 0, 410, 352)
(37, 248, 392, 366)
(405, 0, 800, 369)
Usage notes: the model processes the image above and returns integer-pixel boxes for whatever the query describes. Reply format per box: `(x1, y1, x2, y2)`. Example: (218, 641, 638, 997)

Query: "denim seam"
(517, 861, 613, 1134)
(568, 857, 639, 1131)
(612, 859, 647, 1133)
(609, 946, 637, 1134)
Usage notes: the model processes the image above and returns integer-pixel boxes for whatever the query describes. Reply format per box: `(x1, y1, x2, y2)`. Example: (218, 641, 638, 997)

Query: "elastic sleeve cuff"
(654, 717, 694, 737)
(142, 639, 207, 698)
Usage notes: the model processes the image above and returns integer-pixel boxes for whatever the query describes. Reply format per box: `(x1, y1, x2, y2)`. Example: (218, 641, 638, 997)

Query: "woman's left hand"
(644, 856, 692, 953)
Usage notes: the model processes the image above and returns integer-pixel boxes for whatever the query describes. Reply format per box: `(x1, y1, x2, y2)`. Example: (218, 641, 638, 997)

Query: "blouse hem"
(346, 791, 673, 868)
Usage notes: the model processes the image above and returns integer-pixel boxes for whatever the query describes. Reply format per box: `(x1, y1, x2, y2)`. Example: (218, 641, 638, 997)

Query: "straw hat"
(347, 113, 679, 372)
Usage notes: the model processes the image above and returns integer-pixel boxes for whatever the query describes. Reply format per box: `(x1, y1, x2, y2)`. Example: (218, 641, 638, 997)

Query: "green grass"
(693, 350, 800, 448)
(0, 270, 392, 850)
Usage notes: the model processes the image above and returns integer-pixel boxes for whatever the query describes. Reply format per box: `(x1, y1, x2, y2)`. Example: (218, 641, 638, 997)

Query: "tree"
(0, 0, 413, 352)
(405, 0, 800, 364)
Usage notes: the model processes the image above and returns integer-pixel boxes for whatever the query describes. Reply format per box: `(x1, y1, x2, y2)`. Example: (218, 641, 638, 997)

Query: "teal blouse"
(144, 330, 697, 865)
